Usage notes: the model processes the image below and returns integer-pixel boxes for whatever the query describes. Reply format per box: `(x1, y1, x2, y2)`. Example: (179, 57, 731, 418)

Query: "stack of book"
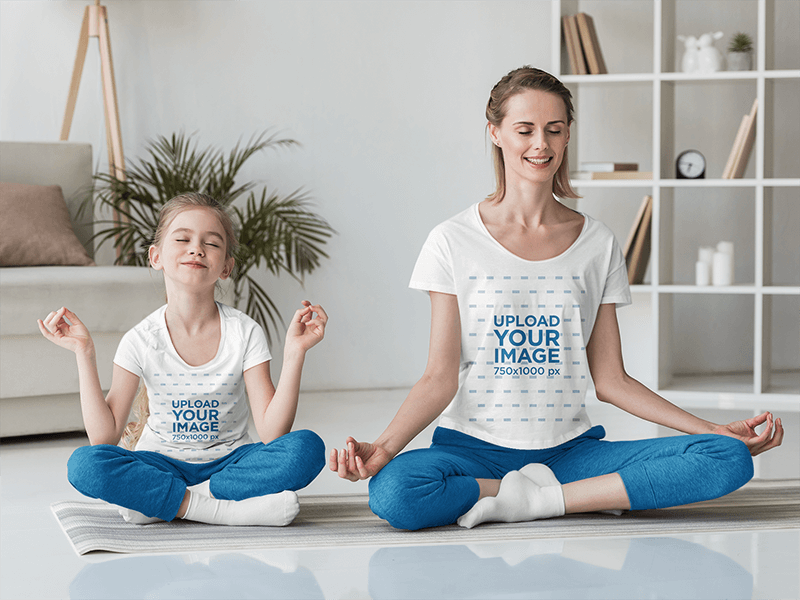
(623, 195, 654, 285)
(562, 13, 607, 75)
(572, 162, 653, 180)
(722, 99, 758, 179)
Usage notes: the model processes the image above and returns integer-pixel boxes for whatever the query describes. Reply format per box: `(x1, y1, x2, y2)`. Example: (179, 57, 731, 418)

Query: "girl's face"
(149, 207, 234, 287)
(488, 89, 570, 191)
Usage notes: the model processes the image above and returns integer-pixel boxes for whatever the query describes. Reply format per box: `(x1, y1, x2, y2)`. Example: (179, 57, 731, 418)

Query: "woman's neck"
(488, 180, 571, 227)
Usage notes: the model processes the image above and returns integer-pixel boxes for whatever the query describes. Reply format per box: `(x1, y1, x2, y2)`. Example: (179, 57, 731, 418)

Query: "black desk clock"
(676, 149, 706, 179)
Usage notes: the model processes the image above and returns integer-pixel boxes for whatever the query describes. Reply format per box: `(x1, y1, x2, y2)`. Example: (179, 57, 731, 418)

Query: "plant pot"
(727, 51, 752, 71)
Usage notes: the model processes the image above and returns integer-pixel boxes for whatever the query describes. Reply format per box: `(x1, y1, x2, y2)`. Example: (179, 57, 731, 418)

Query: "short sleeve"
(242, 319, 272, 372)
(602, 240, 632, 307)
(113, 329, 144, 377)
(408, 226, 457, 295)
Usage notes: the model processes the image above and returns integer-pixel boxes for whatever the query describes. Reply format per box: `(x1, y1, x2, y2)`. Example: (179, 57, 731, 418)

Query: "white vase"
(727, 51, 752, 71)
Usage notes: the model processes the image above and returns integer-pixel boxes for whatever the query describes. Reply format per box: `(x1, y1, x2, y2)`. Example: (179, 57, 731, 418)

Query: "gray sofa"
(0, 141, 165, 437)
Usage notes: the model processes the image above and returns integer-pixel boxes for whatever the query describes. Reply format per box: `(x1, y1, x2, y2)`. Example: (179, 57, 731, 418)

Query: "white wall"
(2, 1, 796, 391)
(1, 0, 553, 390)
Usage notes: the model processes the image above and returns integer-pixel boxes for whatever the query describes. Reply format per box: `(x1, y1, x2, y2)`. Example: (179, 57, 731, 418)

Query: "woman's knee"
(719, 435, 754, 488)
(701, 435, 754, 495)
(369, 466, 427, 530)
(368, 456, 456, 530)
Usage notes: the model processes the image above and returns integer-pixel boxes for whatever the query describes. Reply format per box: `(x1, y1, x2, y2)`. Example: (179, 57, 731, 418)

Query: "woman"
(330, 66, 783, 530)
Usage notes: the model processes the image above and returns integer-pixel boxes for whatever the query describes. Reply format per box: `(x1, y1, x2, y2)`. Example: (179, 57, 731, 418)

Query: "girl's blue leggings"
(67, 429, 325, 521)
(369, 426, 753, 530)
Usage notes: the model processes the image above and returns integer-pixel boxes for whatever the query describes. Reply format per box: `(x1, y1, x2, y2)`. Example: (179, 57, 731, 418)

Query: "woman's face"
(489, 89, 570, 191)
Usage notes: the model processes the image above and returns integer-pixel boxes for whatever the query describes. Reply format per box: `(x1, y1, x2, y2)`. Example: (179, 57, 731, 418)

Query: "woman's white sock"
(181, 490, 300, 527)
(457, 470, 565, 529)
(519, 463, 561, 487)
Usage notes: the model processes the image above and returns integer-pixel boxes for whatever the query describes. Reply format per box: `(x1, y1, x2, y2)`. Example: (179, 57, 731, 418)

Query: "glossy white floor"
(2, 389, 798, 600)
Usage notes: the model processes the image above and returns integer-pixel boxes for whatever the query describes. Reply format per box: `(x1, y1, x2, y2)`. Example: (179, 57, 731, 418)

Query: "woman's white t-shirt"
(114, 302, 271, 463)
(409, 203, 631, 450)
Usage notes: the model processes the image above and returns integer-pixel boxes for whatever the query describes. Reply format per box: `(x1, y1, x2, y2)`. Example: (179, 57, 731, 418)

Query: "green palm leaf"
(87, 131, 335, 340)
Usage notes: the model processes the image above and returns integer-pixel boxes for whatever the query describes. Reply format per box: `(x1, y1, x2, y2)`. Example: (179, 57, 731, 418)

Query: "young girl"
(330, 66, 784, 530)
(39, 192, 328, 527)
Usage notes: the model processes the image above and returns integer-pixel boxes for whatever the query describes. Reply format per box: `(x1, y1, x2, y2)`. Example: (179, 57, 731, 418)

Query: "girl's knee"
(286, 429, 325, 473)
(67, 445, 119, 495)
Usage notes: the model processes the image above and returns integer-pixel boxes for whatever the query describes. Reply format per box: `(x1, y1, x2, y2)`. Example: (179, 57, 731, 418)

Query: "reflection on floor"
(2, 389, 798, 600)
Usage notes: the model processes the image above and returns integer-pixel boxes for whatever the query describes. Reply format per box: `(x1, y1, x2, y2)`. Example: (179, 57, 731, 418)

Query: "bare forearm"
(599, 374, 716, 435)
(254, 350, 305, 443)
(375, 373, 457, 458)
(74, 348, 120, 444)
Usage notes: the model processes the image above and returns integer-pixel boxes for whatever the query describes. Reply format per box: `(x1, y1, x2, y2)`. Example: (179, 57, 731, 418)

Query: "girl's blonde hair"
(121, 192, 238, 449)
(485, 66, 580, 203)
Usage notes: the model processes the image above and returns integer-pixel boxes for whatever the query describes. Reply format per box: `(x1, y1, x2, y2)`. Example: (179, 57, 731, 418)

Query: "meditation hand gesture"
(284, 301, 328, 355)
(38, 307, 93, 355)
(713, 412, 784, 456)
(330, 437, 393, 481)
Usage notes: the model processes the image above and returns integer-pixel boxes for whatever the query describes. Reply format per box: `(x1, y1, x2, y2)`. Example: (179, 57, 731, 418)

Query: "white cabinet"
(551, 0, 799, 410)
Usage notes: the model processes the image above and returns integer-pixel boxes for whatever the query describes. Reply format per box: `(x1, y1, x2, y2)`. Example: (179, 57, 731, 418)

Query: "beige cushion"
(0, 182, 95, 266)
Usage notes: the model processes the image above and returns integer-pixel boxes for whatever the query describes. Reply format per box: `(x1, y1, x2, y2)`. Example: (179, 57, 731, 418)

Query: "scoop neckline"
(472, 202, 588, 264)
(161, 301, 225, 369)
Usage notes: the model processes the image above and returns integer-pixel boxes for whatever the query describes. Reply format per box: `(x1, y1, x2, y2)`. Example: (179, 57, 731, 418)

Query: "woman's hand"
(712, 412, 784, 456)
(329, 437, 393, 481)
(284, 301, 328, 355)
(37, 307, 93, 355)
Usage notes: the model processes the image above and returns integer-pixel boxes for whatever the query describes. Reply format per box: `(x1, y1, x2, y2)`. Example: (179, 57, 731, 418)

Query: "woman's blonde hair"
(485, 66, 580, 203)
(121, 192, 238, 449)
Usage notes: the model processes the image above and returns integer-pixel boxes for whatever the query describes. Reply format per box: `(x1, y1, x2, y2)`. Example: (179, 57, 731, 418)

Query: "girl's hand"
(37, 307, 93, 355)
(712, 412, 784, 456)
(329, 437, 392, 481)
(284, 301, 328, 354)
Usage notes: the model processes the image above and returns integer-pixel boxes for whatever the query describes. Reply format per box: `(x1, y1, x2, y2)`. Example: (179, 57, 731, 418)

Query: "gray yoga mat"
(52, 479, 799, 555)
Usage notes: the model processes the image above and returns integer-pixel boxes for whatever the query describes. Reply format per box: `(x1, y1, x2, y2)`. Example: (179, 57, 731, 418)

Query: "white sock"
(519, 463, 561, 487)
(181, 490, 300, 527)
(457, 471, 565, 529)
(118, 506, 162, 525)
(188, 479, 213, 498)
(519, 464, 623, 516)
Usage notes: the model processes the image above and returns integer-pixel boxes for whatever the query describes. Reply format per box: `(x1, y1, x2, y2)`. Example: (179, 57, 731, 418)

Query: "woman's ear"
(488, 122, 501, 148)
(148, 245, 163, 271)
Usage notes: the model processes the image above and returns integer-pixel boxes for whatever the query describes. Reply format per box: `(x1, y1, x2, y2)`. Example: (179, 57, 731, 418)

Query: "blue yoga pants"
(67, 429, 325, 521)
(369, 426, 753, 530)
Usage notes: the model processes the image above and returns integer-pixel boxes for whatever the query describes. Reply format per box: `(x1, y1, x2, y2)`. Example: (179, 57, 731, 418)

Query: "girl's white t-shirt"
(114, 302, 271, 462)
(409, 203, 631, 450)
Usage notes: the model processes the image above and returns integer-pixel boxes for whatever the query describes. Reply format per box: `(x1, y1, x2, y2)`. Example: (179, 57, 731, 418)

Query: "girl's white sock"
(181, 490, 300, 527)
(118, 479, 213, 525)
(457, 470, 565, 529)
(118, 506, 162, 525)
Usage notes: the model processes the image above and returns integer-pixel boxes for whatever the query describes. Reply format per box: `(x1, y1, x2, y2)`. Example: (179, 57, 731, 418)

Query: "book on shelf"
(571, 170, 653, 180)
(624, 195, 653, 285)
(562, 15, 587, 75)
(579, 162, 638, 172)
(722, 98, 757, 179)
(731, 99, 758, 179)
(575, 13, 607, 75)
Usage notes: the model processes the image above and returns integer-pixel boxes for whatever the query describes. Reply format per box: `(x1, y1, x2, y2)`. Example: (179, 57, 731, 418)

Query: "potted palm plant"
(88, 131, 335, 343)
(727, 32, 754, 71)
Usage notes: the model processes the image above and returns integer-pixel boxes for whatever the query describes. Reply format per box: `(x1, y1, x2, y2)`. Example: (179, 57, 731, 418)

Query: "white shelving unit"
(551, 0, 800, 411)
